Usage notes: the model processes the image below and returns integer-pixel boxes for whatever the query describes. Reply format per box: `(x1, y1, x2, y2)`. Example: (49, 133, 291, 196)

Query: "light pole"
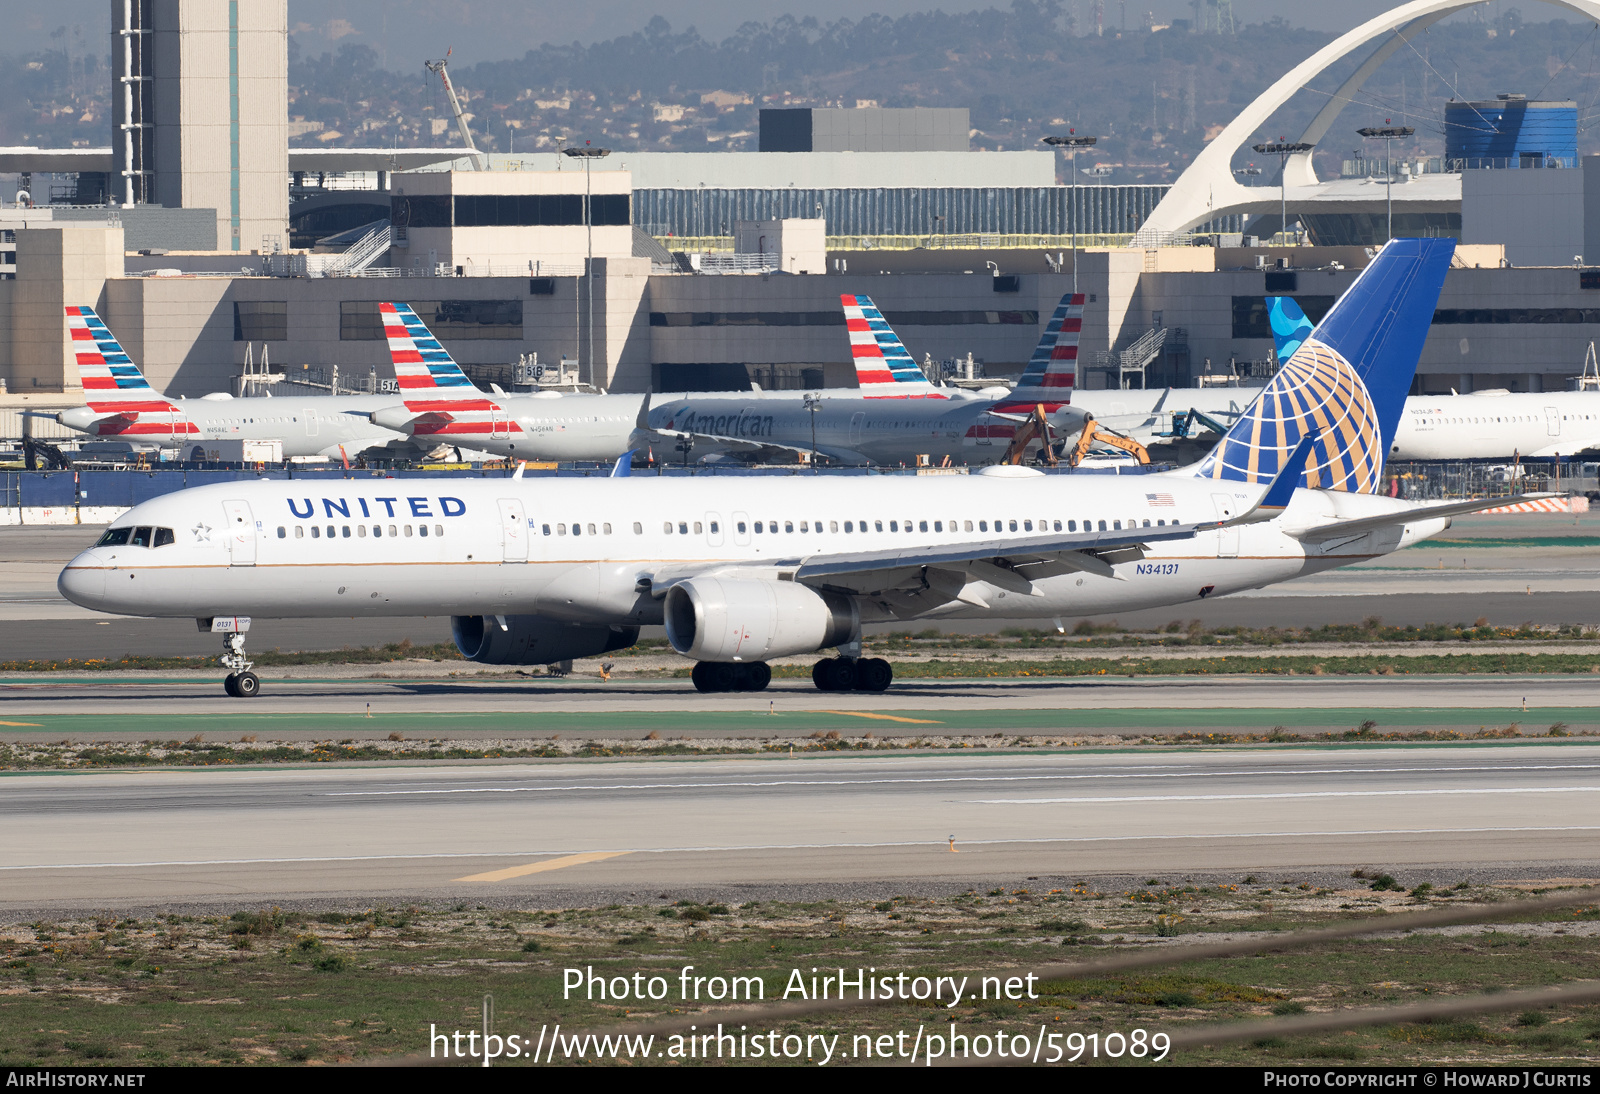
(1357, 124, 1414, 243)
(1251, 140, 1313, 245)
(803, 391, 821, 470)
(1044, 133, 1098, 293)
(563, 144, 610, 389)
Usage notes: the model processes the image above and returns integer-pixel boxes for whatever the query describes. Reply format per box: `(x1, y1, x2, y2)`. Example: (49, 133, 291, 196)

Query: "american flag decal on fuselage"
(379, 301, 517, 436)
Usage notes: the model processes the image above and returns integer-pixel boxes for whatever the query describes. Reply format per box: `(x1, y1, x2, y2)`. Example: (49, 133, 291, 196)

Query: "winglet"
(610, 450, 634, 477)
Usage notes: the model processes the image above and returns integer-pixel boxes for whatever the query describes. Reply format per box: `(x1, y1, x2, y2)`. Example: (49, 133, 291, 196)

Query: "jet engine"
(663, 578, 857, 662)
(451, 614, 638, 665)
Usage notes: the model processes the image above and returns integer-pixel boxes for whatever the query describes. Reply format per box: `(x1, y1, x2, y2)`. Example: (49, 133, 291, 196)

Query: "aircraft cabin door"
(304, 409, 318, 437)
(491, 404, 510, 440)
(849, 412, 865, 445)
(222, 500, 257, 566)
(1545, 406, 1562, 437)
(497, 498, 528, 562)
(1211, 493, 1239, 559)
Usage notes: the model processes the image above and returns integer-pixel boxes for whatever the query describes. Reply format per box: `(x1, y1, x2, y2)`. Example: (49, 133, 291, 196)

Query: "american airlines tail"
(1194, 237, 1454, 494)
(64, 305, 195, 437)
(993, 291, 1081, 413)
(377, 302, 513, 438)
(840, 294, 945, 398)
(1265, 295, 1316, 363)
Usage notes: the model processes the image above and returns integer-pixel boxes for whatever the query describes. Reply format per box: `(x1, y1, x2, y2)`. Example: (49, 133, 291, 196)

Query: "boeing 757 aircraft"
(60, 239, 1520, 698)
(1268, 295, 1600, 460)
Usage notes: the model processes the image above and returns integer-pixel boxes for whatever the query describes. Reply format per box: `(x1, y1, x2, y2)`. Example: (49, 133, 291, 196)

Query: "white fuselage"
(648, 391, 1087, 465)
(58, 473, 1448, 630)
(1391, 390, 1600, 460)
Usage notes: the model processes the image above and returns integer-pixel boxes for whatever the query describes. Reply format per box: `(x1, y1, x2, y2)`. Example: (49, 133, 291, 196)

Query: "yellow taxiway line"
(453, 850, 631, 883)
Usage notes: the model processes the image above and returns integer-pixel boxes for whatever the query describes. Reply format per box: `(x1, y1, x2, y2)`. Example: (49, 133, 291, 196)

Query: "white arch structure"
(1137, 0, 1600, 240)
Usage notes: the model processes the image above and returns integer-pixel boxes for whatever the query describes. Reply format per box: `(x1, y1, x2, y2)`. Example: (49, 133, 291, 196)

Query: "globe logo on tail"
(1197, 336, 1384, 495)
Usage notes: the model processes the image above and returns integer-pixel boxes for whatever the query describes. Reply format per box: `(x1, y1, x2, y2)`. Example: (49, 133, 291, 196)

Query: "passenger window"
(405, 525, 414, 537)
(1023, 520, 1033, 531)
(874, 520, 883, 532)
(677, 522, 687, 535)
(979, 521, 988, 532)
(572, 523, 582, 537)
(311, 526, 321, 539)
(1098, 520, 1107, 531)
(97, 527, 132, 546)
(588, 523, 598, 536)
(784, 522, 793, 533)
(1113, 520, 1121, 530)
(693, 522, 701, 534)
(435, 525, 444, 537)
(295, 526, 304, 539)
(919, 520, 928, 532)
(419, 525, 428, 537)
(131, 527, 153, 547)
(964, 521, 973, 532)
(1054, 520, 1062, 532)
(737, 522, 747, 534)
(357, 525, 367, 538)
(632, 522, 642, 534)
(829, 521, 838, 533)
(844, 521, 853, 532)
(1143, 519, 1151, 528)
(800, 521, 809, 532)
(389, 525, 397, 537)
(277, 527, 286, 539)
(710, 522, 719, 534)
(889, 520, 898, 532)
(605, 523, 613, 535)
(1068, 520, 1076, 532)
(1008, 520, 1018, 532)
(327, 525, 335, 538)
(933, 521, 941, 532)
(342, 526, 351, 538)
(663, 522, 673, 534)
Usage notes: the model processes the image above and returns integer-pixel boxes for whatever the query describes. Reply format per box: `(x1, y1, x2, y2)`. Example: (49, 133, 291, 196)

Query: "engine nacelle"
(451, 614, 638, 665)
(663, 577, 856, 662)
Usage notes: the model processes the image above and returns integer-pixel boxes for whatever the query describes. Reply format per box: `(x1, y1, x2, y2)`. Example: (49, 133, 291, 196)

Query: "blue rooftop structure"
(1444, 95, 1577, 169)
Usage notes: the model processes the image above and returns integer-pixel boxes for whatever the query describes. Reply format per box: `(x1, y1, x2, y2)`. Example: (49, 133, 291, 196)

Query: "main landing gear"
(812, 656, 892, 693)
(691, 660, 772, 693)
(220, 631, 260, 698)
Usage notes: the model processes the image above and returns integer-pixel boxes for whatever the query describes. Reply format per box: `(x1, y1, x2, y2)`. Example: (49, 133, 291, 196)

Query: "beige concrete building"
(111, 0, 289, 253)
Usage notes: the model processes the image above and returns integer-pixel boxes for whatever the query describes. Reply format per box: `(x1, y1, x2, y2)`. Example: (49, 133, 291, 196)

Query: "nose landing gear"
(220, 631, 260, 698)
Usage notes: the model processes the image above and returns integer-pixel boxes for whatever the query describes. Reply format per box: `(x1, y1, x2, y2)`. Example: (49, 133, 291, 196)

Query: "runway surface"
(2, 674, 1594, 737)
(3, 744, 1596, 910)
(4, 514, 1598, 659)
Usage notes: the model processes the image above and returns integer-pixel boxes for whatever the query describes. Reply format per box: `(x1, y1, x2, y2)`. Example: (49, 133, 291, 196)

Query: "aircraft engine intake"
(663, 577, 857, 662)
(451, 614, 639, 665)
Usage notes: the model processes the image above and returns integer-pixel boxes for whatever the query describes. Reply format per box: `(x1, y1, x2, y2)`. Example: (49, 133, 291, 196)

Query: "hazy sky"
(12, 1, 1529, 66)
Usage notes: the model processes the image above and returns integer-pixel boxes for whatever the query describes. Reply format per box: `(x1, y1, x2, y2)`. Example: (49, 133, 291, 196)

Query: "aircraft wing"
(1528, 438, 1600, 459)
(1289, 493, 1558, 542)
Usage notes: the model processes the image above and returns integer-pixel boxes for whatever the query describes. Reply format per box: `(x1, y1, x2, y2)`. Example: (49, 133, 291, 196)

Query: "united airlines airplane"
(1269, 295, 1600, 460)
(60, 240, 1511, 699)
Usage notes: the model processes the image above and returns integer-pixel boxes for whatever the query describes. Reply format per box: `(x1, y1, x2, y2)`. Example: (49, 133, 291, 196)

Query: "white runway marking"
(319, 763, 1600, 797)
(973, 786, 1600, 804)
(6, 826, 1600, 872)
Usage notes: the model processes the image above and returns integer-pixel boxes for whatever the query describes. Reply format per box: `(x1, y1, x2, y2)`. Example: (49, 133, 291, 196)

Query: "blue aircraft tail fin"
(1266, 296, 1315, 363)
(1195, 237, 1453, 494)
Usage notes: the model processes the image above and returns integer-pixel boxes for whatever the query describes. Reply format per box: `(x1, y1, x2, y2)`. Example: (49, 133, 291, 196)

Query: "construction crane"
(1066, 420, 1151, 468)
(997, 405, 1151, 468)
(425, 50, 485, 171)
(998, 404, 1059, 467)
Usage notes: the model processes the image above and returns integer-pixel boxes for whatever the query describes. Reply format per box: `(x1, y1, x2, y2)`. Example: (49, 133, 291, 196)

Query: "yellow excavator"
(999, 404, 1150, 468)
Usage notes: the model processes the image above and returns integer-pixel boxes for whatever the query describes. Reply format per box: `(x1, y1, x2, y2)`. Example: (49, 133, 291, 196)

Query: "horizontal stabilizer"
(1291, 494, 1557, 542)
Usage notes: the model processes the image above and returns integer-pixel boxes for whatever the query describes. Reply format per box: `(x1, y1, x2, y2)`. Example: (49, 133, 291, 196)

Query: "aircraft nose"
(58, 553, 108, 608)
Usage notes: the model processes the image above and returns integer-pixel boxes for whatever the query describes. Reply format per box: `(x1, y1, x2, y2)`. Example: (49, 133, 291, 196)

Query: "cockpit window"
(97, 527, 131, 547)
(130, 527, 154, 548)
(154, 527, 175, 548)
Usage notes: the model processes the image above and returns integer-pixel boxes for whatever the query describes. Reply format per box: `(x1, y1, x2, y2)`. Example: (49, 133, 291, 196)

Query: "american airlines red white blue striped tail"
(840, 294, 945, 398)
(379, 302, 514, 437)
(67, 305, 196, 435)
(994, 292, 1081, 414)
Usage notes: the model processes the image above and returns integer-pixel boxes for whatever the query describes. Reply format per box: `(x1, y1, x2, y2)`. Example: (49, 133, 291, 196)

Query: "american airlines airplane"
(59, 239, 1514, 699)
(56, 303, 641, 463)
(1269, 295, 1600, 460)
(646, 293, 1091, 465)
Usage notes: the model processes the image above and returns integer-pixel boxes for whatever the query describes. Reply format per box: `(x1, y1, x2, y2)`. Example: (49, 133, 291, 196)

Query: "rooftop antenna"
(425, 49, 485, 170)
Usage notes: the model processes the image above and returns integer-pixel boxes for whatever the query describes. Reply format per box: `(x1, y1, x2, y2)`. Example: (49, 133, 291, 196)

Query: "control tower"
(110, 0, 289, 252)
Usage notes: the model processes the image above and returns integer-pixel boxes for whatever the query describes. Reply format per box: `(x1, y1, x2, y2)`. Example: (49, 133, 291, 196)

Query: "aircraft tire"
(744, 662, 772, 691)
(812, 659, 833, 691)
(855, 657, 893, 693)
(234, 671, 261, 698)
(223, 674, 240, 698)
(691, 661, 716, 693)
(820, 658, 856, 692)
(709, 662, 740, 692)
